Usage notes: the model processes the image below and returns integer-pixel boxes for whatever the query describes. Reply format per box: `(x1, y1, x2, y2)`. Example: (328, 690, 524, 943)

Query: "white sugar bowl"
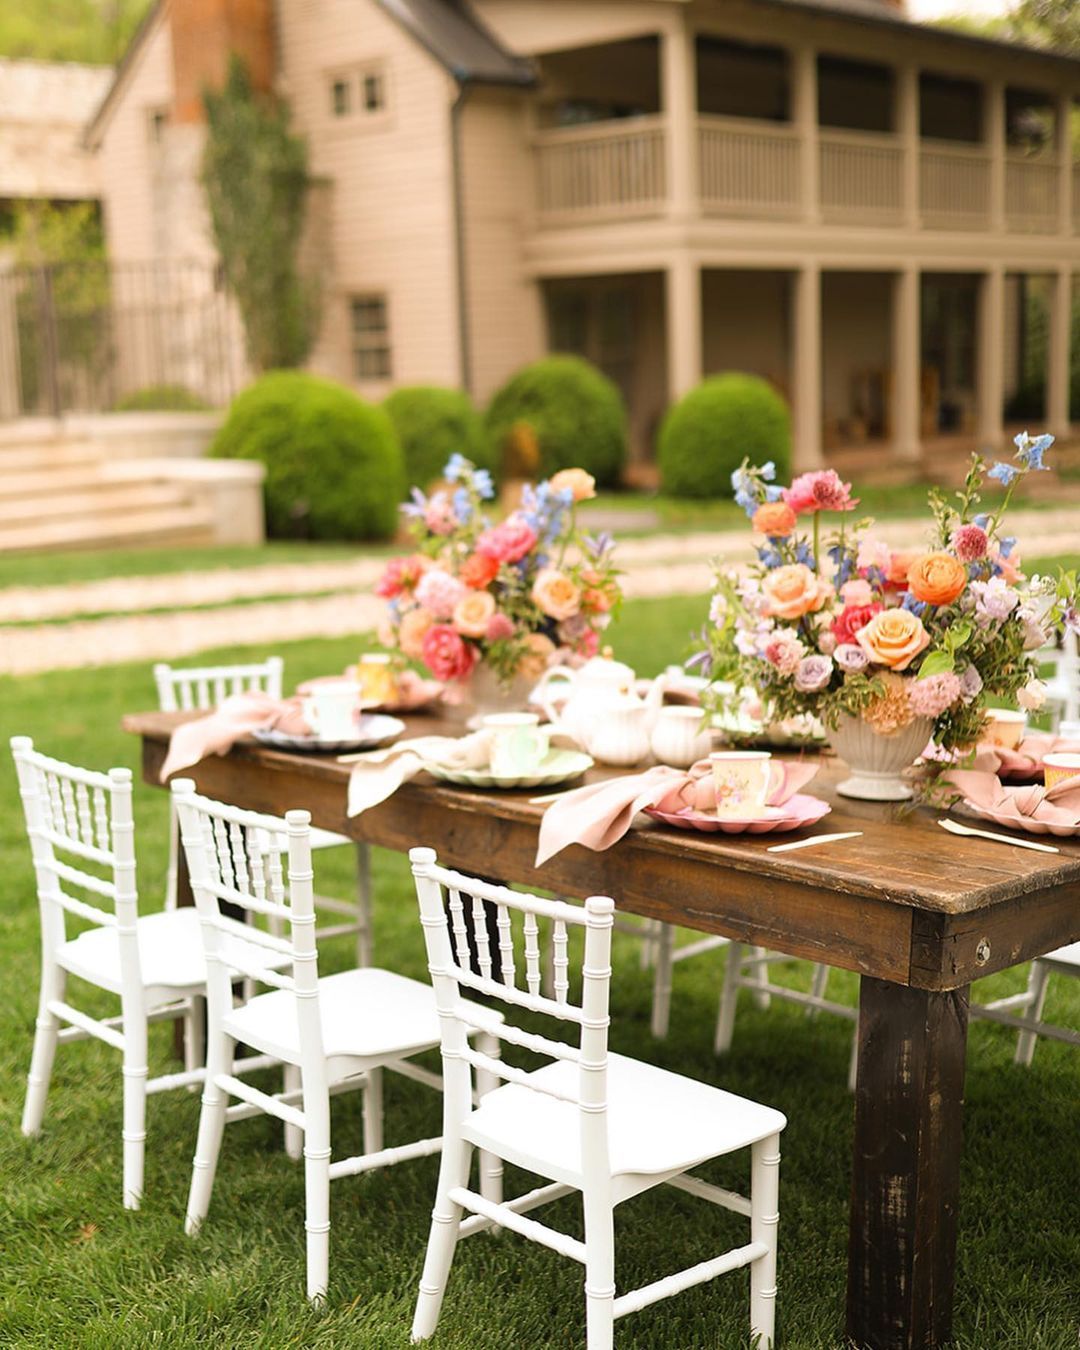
(650, 705, 713, 769)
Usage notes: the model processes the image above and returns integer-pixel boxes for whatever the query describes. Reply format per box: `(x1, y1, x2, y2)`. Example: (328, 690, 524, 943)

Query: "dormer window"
(328, 65, 388, 121)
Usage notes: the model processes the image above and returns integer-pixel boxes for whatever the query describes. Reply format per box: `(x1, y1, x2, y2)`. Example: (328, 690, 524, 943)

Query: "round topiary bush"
(658, 373, 791, 499)
(383, 385, 489, 489)
(484, 355, 627, 487)
(114, 384, 213, 412)
(210, 371, 405, 540)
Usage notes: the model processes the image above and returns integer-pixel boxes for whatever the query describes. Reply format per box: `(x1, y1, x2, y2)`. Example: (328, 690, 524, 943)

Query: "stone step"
(0, 462, 125, 501)
(0, 480, 198, 528)
(0, 441, 103, 473)
(0, 503, 216, 554)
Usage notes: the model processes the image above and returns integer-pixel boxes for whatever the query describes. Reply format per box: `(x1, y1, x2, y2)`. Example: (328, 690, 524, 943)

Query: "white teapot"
(535, 655, 665, 764)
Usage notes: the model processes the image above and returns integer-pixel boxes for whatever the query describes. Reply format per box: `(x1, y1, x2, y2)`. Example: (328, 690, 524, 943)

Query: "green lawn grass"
(2, 596, 1080, 1347)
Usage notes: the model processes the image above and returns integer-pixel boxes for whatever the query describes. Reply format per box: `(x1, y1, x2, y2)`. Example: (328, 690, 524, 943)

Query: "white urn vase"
(827, 713, 934, 801)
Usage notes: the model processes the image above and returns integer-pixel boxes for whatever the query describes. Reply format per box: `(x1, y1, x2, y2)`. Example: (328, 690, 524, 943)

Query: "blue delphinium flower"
(452, 487, 472, 523)
(901, 593, 927, 616)
(444, 453, 469, 483)
(988, 461, 1020, 486)
(757, 544, 783, 569)
(760, 461, 776, 482)
(583, 531, 614, 559)
(1013, 431, 1053, 471)
(400, 485, 428, 519)
(473, 468, 495, 500)
(794, 540, 815, 568)
(998, 536, 1016, 558)
(972, 512, 990, 531)
(763, 484, 784, 503)
(828, 544, 854, 588)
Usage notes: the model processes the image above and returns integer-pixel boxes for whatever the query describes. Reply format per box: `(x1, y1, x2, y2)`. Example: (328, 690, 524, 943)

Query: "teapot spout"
(642, 673, 667, 727)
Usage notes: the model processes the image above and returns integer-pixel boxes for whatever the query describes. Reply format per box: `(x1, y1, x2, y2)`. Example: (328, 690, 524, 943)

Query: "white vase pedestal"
(826, 713, 934, 802)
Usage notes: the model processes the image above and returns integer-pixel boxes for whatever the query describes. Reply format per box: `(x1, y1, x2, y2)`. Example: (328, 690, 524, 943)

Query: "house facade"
(86, 0, 1080, 471)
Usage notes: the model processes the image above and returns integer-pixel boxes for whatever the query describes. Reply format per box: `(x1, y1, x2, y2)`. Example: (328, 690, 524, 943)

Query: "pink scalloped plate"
(961, 798, 1080, 838)
(644, 793, 832, 835)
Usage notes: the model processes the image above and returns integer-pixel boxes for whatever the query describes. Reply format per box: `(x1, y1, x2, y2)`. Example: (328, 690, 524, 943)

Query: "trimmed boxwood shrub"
(114, 384, 212, 412)
(484, 355, 627, 487)
(658, 373, 791, 499)
(210, 371, 405, 540)
(383, 385, 488, 489)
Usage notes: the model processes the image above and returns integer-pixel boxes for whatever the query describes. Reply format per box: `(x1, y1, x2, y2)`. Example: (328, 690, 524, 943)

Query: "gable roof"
(375, 0, 535, 85)
(83, 0, 166, 149)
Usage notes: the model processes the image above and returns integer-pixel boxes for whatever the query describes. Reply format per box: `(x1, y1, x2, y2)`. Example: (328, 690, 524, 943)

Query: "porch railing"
(699, 115, 800, 216)
(1005, 155, 1059, 234)
(919, 141, 991, 231)
(819, 131, 903, 225)
(534, 116, 667, 223)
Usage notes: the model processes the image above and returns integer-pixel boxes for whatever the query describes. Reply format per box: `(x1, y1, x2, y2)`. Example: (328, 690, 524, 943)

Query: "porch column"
(791, 264, 824, 469)
(986, 79, 1006, 233)
(666, 256, 702, 401)
(1048, 267, 1073, 439)
(976, 266, 1005, 449)
(892, 267, 921, 461)
(661, 17, 698, 220)
(1057, 92, 1074, 238)
(898, 63, 920, 229)
(792, 46, 819, 224)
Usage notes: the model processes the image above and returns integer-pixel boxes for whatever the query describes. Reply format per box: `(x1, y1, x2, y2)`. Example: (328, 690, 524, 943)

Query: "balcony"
(533, 117, 1077, 237)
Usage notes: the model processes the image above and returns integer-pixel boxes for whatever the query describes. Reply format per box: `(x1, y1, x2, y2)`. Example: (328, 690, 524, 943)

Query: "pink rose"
(531, 568, 580, 621)
(830, 602, 883, 646)
(415, 568, 466, 620)
(476, 514, 538, 564)
(421, 624, 477, 683)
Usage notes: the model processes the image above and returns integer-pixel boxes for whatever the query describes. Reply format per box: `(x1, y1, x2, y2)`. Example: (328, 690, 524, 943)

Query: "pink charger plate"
(644, 792, 831, 836)
(960, 797, 1080, 838)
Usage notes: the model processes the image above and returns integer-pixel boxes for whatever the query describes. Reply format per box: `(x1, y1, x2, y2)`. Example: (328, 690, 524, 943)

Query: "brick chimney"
(169, 0, 276, 123)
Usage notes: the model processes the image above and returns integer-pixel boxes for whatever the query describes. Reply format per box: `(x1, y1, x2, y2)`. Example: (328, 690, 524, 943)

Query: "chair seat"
(57, 907, 281, 1001)
(222, 967, 491, 1067)
(1041, 941, 1080, 968)
(463, 1052, 787, 1188)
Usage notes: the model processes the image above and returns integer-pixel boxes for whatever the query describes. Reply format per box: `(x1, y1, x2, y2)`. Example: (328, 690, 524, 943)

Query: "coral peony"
(830, 602, 882, 646)
(751, 501, 798, 538)
(459, 552, 500, 589)
(784, 469, 858, 515)
(415, 568, 466, 621)
(421, 624, 477, 682)
(452, 590, 496, 638)
(475, 514, 538, 564)
(855, 608, 931, 671)
(762, 564, 831, 620)
(549, 468, 596, 502)
(398, 606, 435, 659)
(375, 553, 431, 599)
(907, 552, 968, 607)
(531, 568, 580, 621)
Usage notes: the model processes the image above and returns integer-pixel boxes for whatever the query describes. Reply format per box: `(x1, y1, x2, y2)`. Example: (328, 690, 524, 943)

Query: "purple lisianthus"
(794, 654, 834, 693)
(958, 664, 983, 703)
(908, 672, 963, 718)
(835, 643, 870, 673)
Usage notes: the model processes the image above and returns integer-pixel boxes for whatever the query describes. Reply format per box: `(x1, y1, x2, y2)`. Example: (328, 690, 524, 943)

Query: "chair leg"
(750, 1131, 781, 1350)
(22, 963, 64, 1137)
(715, 941, 744, 1055)
(474, 1032, 504, 1208)
(411, 1139, 474, 1341)
(182, 996, 205, 1087)
(650, 922, 676, 1039)
(355, 842, 374, 968)
(363, 1066, 384, 1156)
(748, 945, 771, 1011)
(283, 1064, 303, 1160)
(1014, 960, 1053, 1067)
(303, 1081, 332, 1303)
(582, 1188, 616, 1350)
(185, 1034, 234, 1235)
(639, 918, 658, 970)
(806, 962, 829, 1019)
(122, 1013, 149, 1210)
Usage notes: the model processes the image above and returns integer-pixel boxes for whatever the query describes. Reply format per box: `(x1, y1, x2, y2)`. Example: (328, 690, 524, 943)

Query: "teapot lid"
(579, 654, 635, 681)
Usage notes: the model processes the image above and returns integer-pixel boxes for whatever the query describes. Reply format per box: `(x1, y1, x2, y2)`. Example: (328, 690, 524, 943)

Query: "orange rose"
(762, 564, 831, 620)
(531, 568, 580, 621)
(460, 553, 500, 589)
(452, 590, 496, 638)
(398, 606, 434, 659)
(907, 552, 968, 607)
(517, 632, 557, 680)
(549, 468, 596, 502)
(855, 609, 930, 671)
(751, 501, 798, 538)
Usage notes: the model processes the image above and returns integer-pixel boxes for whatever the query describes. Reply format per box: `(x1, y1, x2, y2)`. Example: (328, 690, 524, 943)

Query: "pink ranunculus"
(476, 513, 538, 564)
(840, 578, 875, 607)
(830, 602, 882, 646)
(415, 568, 466, 621)
(783, 470, 858, 515)
(484, 611, 515, 642)
(421, 624, 477, 683)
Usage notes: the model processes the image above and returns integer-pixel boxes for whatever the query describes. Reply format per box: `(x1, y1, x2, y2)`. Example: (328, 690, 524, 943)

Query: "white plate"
(425, 748, 594, 789)
(253, 714, 405, 754)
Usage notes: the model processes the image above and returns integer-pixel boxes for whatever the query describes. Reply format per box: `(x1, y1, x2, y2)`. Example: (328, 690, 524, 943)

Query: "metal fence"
(0, 259, 248, 419)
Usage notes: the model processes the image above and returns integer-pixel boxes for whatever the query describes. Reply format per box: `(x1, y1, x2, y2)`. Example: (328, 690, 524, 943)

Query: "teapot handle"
(533, 664, 577, 726)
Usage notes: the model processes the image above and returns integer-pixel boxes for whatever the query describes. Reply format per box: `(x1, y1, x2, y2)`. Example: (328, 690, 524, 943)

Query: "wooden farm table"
(125, 708, 1080, 1350)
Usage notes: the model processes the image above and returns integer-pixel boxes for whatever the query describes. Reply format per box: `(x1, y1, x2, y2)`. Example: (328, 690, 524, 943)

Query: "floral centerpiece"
(696, 435, 1078, 799)
(374, 455, 621, 709)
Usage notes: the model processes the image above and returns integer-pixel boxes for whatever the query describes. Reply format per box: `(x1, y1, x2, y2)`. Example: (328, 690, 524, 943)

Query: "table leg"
(846, 976, 969, 1350)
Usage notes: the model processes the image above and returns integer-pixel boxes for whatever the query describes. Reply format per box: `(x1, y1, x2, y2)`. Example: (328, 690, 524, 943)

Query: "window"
(362, 71, 385, 112)
(147, 108, 168, 145)
(351, 295, 391, 379)
(331, 79, 351, 117)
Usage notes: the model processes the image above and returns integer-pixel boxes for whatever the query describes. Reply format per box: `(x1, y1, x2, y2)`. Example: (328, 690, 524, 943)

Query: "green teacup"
(484, 712, 550, 777)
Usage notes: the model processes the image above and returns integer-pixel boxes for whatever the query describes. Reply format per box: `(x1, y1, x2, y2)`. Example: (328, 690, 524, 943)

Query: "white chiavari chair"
(154, 658, 374, 966)
(173, 782, 503, 1303)
(13, 737, 219, 1208)
(1041, 628, 1079, 729)
(973, 944, 1080, 1065)
(409, 849, 786, 1350)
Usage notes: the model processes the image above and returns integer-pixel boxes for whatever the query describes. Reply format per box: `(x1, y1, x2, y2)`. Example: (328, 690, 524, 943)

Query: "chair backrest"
(153, 657, 284, 712)
(171, 780, 323, 1066)
(409, 848, 614, 1175)
(10, 736, 141, 996)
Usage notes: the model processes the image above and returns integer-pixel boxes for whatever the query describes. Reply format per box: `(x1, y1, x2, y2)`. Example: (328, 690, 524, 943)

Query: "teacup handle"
(534, 664, 577, 726)
(766, 760, 785, 804)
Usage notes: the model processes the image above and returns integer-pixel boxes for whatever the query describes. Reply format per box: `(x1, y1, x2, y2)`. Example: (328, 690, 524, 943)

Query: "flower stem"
(813, 512, 821, 576)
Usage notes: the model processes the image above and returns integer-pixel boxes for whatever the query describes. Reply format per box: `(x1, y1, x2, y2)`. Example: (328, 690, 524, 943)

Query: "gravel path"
(3, 506, 1078, 676)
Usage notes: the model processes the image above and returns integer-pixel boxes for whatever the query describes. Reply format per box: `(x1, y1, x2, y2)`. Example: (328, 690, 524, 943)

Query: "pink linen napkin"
(535, 757, 820, 866)
(160, 692, 310, 781)
(944, 768, 1080, 829)
(971, 735, 1080, 780)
